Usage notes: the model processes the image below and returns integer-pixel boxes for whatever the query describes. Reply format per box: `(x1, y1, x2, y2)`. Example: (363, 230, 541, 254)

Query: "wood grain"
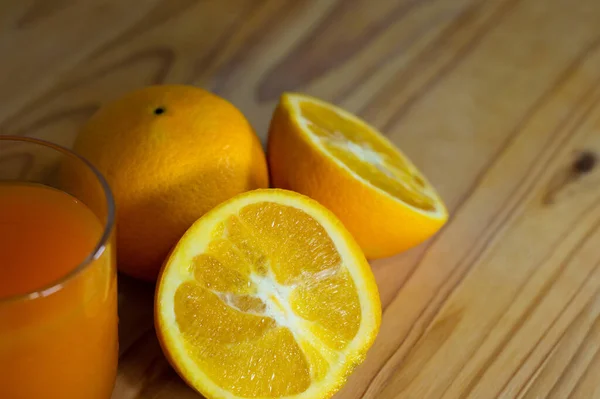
(2, 0, 600, 398)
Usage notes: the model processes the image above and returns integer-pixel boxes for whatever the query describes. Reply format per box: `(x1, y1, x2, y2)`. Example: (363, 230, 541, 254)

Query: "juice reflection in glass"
(0, 136, 118, 398)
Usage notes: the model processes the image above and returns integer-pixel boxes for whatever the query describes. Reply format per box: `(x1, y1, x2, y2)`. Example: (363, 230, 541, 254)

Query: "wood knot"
(544, 151, 597, 205)
(572, 151, 596, 175)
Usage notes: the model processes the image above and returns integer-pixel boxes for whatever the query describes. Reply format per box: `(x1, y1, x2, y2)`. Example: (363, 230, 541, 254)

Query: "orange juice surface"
(0, 183, 118, 399)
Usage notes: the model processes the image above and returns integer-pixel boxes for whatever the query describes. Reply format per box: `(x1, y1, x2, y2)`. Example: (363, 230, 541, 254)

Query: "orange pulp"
(0, 183, 118, 399)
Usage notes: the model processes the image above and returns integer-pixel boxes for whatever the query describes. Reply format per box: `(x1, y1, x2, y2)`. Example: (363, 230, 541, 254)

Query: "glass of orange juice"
(0, 136, 118, 398)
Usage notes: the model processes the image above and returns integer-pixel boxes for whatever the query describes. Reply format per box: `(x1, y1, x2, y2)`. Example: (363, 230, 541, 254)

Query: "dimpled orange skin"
(267, 95, 445, 259)
(74, 85, 269, 281)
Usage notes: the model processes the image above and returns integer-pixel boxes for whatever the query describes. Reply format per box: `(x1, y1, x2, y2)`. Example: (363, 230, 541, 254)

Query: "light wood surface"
(2, 0, 600, 398)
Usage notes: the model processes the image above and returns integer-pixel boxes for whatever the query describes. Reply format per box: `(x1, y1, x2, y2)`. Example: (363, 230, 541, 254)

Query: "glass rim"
(0, 135, 116, 304)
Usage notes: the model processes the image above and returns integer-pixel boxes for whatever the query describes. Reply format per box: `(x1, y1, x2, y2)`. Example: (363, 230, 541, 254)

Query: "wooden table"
(2, 0, 600, 398)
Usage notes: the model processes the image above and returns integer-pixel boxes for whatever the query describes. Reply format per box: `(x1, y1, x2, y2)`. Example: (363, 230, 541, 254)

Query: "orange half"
(268, 93, 448, 258)
(155, 189, 381, 399)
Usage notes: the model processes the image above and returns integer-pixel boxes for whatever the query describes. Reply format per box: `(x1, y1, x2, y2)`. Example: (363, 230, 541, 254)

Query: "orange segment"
(238, 202, 342, 285)
(155, 189, 381, 399)
(192, 252, 253, 294)
(290, 267, 361, 350)
(268, 93, 448, 259)
(174, 282, 273, 344)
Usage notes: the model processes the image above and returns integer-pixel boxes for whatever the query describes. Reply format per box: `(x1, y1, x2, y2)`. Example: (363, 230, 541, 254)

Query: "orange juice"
(0, 183, 118, 398)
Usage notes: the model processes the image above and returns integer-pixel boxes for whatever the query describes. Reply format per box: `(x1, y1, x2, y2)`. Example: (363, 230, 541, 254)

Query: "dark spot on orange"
(154, 107, 165, 115)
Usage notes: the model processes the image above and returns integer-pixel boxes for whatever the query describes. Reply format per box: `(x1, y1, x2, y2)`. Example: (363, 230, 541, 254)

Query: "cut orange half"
(268, 93, 448, 259)
(155, 189, 381, 399)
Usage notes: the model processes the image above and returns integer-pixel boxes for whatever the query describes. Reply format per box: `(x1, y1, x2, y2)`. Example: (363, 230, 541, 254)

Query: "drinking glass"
(0, 136, 118, 398)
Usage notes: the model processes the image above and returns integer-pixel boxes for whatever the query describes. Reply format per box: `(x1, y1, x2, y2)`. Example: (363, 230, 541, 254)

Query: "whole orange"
(74, 85, 269, 281)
